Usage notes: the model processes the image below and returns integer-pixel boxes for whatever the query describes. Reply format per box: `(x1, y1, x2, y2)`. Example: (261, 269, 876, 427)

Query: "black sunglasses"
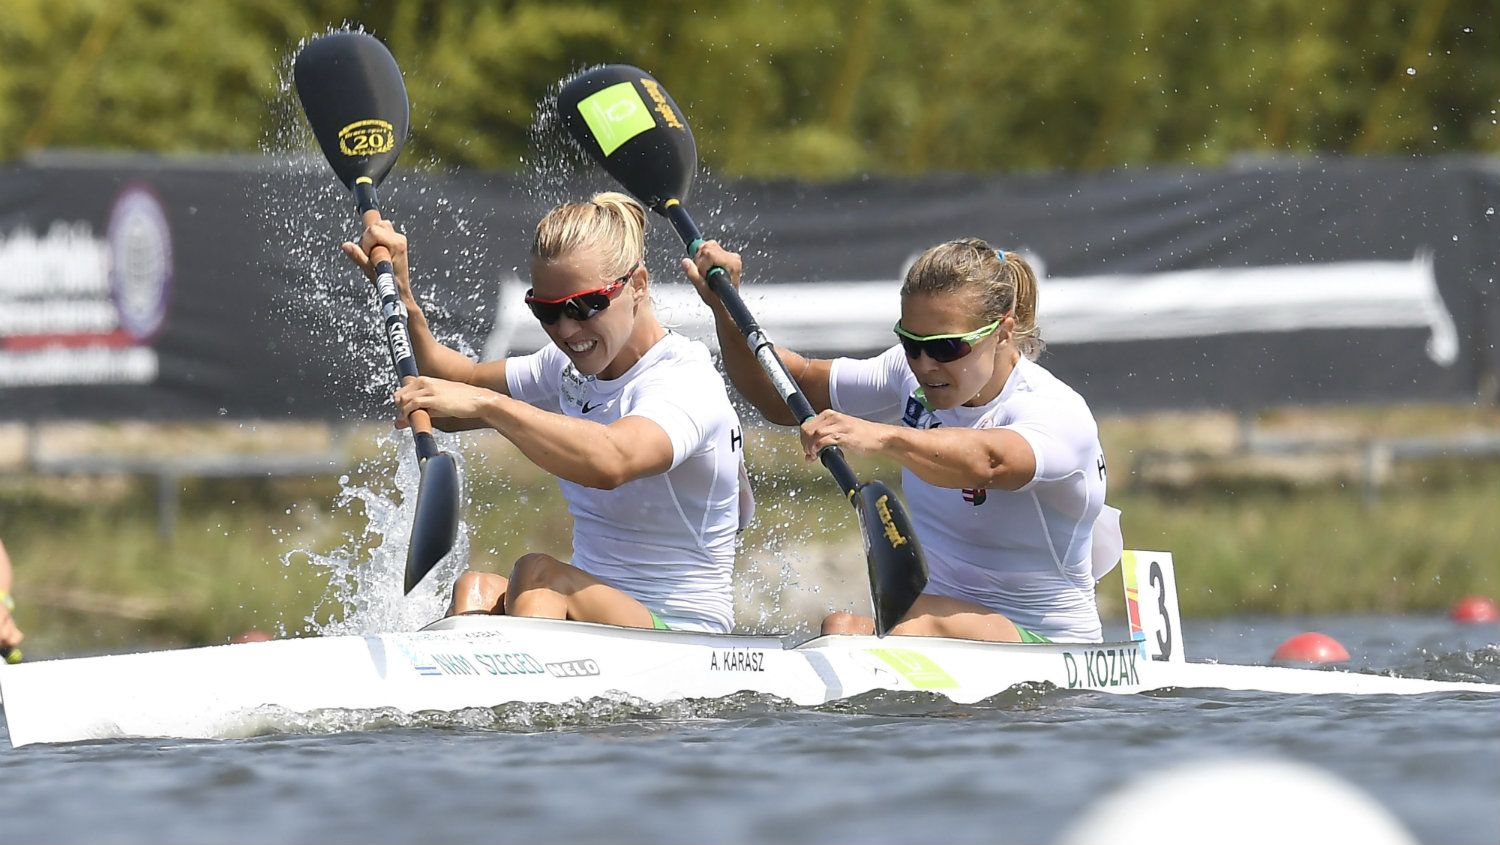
(893, 318, 1002, 363)
(524, 262, 639, 324)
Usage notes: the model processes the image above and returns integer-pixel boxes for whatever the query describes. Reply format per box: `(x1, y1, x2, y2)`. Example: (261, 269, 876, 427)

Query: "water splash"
(286, 429, 470, 636)
(259, 30, 488, 636)
(1398, 644, 1500, 685)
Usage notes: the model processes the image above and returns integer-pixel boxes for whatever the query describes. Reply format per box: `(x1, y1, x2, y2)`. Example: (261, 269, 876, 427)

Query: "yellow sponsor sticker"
(338, 119, 397, 156)
(867, 648, 957, 689)
(875, 494, 907, 548)
(638, 77, 685, 130)
(577, 82, 657, 156)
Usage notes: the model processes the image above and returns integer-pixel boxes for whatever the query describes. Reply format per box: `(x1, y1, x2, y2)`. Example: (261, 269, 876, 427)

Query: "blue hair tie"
(996, 248, 1008, 261)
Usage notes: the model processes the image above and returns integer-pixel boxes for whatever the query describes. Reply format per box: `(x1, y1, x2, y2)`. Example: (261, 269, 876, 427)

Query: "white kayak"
(2, 612, 1495, 748)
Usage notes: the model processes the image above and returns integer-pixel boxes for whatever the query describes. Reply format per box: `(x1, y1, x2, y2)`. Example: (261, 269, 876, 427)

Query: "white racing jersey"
(830, 345, 1108, 641)
(506, 332, 745, 633)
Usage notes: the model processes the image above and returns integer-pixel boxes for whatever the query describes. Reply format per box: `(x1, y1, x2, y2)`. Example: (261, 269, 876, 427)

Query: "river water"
(1, 615, 1496, 845)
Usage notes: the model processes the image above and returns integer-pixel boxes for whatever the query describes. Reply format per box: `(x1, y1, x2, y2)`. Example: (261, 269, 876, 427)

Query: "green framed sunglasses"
(894, 318, 1002, 363)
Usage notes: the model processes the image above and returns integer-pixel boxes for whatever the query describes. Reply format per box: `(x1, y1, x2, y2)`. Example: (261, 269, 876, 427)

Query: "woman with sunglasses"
(683, 238, 1111, 643)
(343, 193, 748, 633)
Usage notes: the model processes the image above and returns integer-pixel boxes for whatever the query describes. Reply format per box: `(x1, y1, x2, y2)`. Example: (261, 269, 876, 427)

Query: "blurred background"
(1, 0, 1498, 654)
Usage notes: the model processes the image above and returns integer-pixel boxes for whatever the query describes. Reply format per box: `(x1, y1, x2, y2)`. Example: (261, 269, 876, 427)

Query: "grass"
(1, 408, 1497, 654)
(1115, 461, 1500, 616)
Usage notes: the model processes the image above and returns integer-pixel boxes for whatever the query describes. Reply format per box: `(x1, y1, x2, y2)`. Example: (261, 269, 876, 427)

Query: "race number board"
(1122, 550, 1185, 662)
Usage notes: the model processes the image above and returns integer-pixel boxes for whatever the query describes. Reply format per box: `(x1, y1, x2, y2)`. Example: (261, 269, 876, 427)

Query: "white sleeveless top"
(830, 345, 1107, 641)
(506, 332, 745, 633)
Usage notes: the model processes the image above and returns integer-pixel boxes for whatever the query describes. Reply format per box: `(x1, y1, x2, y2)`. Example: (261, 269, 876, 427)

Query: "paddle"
(293, 31, 460, 594)
(556, 65, 928, 636)
(1, 646, 18, 665)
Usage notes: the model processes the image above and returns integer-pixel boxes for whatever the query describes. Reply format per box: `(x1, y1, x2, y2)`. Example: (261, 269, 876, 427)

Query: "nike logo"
(581, 400, 600, 414)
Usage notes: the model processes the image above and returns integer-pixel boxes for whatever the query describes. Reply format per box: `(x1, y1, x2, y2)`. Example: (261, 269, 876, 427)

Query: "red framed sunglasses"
(524, 261, 640, 324)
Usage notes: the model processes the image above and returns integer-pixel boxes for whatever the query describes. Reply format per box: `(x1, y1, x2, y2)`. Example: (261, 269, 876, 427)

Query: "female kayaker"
(343, 193, 748, 633)
(682, 238, 1111, 642)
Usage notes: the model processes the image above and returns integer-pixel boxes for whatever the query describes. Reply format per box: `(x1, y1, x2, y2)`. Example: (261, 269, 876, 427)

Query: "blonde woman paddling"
(344, 193, 747, 633)
(683, 238, 1110, 643)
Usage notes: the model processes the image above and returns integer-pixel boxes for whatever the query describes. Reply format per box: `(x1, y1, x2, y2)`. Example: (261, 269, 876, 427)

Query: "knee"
(509, 553, 560, 589)
(449, 569, 506, 615)
(821, 611, 875, 636)
(453, 570, 490, 594)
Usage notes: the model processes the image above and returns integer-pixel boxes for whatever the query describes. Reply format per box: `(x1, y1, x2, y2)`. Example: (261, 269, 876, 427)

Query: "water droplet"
(1406, 67, 1417, 76)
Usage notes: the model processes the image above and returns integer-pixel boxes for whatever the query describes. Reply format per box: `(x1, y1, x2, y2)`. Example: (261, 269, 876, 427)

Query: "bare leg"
(820, 594, 1023, 642)
(821, 611, 876, 635)
(505, 553, 656, 628)
(448, 570, 509, 616)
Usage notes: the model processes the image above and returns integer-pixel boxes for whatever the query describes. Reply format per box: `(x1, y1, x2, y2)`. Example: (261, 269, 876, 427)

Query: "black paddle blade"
(557, 64, 697, 209)
(853, 481, 928, 636)
(293, 31, 409, 189)
(404, 451, 461, 594)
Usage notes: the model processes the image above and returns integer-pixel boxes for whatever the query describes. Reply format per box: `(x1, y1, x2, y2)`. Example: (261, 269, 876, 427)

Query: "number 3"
(1149, 561, 1173, 661)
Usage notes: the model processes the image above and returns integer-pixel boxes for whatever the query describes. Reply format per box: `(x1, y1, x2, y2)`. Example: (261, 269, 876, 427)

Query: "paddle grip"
(2, 646, 19, 664)
(662, 201, 860, 498)
(356, 199, 438, 456)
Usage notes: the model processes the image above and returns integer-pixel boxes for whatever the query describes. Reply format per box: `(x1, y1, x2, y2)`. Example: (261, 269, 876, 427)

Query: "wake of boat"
(1397, 644, 1500, 685)
(202, 683, 1093, 742)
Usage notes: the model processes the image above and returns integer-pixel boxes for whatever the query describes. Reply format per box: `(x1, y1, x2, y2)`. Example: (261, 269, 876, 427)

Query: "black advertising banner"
(650, 157, 1487, 413)
(0, 154, 1495, 421)
(0, 156, 529, 421)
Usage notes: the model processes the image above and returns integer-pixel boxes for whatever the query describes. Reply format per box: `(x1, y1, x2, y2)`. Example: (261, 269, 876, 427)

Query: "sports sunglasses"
(524, 261, 640, 324)
(894, 317, 1002, 363)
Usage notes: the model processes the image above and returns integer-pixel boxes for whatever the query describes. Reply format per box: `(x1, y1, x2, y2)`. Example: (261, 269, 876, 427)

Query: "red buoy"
(1449, 595, 1500, 624)
(1272, 632, 1350, 664)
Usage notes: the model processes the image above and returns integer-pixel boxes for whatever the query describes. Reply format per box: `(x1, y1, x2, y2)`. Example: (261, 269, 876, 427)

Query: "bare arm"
(878, 425, 1037, 490)
(394, 378, 673, 489)
(680, 241, 832, 426)
(799, 412, 1038, 490)
(341, 217, 509, 395)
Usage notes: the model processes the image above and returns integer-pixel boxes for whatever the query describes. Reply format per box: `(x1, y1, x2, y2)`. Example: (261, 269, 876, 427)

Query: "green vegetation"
(3, 1, 1498, 177)
(1, 415, 1496, 655)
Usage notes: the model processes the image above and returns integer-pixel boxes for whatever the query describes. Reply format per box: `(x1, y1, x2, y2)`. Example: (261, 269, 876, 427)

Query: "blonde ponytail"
(532, 191, 646, 275)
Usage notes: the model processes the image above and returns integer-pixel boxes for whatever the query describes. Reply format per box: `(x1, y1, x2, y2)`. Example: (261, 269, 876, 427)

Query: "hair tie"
(996, 248, 1008, 262)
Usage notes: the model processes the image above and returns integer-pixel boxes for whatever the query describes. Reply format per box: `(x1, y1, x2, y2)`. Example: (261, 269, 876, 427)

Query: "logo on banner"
(108, 184, 173, 342)
(0, 183, 172, 389)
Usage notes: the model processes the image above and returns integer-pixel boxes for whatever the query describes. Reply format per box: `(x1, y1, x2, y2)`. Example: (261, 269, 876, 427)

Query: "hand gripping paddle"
(293, 31, 460, 594)
(557, 65, 927, 635)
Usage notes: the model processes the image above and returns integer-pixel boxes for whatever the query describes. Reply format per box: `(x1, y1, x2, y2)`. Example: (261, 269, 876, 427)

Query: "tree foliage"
(1, 0, 1497, 177)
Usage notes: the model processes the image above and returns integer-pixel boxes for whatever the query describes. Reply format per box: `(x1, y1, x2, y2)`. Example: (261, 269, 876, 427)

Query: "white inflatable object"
(1057, 757, 1418, 845)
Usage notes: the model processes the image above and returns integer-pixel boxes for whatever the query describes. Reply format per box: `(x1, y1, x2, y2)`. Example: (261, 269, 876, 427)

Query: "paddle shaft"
(353, 179, 439, 462)
(662, 201, 861, 498)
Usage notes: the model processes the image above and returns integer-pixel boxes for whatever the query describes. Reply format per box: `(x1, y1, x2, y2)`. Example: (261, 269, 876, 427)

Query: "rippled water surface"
(2, 615, 1497, 845)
